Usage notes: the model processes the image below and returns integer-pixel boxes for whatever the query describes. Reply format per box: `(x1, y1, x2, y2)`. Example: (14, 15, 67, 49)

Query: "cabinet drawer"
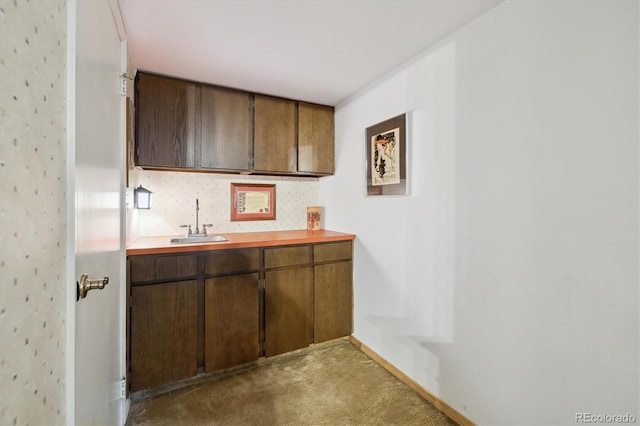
(264, 245, 311, 269)
(313, 241, 352, 263)
(204, 249, 260, 275)
(129, 254, 198, 283)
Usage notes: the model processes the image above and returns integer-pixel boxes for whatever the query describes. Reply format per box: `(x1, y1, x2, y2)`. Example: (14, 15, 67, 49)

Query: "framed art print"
(365, 113, 407, 196)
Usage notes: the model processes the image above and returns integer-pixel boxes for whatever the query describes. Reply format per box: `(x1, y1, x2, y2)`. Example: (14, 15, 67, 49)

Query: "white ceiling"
(118, 0, 503, 106)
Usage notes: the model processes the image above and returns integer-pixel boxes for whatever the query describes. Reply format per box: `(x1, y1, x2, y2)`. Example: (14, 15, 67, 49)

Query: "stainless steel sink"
(169, 235, 227, 244)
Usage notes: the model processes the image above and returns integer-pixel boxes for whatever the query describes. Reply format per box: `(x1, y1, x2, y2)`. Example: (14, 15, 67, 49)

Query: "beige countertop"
(126, 229, 356, 256)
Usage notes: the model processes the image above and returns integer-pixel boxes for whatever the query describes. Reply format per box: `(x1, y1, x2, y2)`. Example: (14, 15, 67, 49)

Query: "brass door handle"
(76, 273, 109, 301)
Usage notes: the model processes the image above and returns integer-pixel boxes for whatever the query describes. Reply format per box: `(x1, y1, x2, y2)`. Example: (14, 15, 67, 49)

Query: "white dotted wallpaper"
(135, 171, 320, 236)
(0, 0, 68, 425)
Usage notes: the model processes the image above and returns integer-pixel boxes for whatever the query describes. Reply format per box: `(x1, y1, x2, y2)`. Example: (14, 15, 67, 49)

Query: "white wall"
(322, 1, 639, 424)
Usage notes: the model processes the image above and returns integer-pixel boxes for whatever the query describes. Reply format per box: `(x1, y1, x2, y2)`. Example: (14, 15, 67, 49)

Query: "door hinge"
(120, 73, 133, 96)
(112, 378, 126, 400)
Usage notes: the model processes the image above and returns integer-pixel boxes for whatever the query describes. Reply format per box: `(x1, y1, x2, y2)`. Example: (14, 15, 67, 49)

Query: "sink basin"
(170, 235, 228, 244)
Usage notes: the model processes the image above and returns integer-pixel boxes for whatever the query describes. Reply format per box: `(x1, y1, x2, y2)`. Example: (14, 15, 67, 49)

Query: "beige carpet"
(126, 340, 456, 426)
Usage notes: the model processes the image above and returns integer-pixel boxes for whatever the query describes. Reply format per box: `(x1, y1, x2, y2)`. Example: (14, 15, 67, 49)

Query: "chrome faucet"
(180, 199, 213, 237)
(195, 198, 200, 234)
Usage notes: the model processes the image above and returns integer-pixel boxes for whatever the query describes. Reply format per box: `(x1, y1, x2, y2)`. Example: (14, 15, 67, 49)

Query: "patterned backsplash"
(134, 170, 320, 236)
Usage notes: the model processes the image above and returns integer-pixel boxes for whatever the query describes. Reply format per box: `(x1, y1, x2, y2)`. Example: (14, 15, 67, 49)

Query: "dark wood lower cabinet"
(205, 273, 260, 371)
(315, 261, 353, 343)
(264, 267, 314, 357)
(128, 240, 353, 392)
(130, 280, 198, 392)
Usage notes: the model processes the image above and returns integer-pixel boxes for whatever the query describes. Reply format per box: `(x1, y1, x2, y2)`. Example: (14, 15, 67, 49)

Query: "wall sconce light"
(134, 185, 152, 209)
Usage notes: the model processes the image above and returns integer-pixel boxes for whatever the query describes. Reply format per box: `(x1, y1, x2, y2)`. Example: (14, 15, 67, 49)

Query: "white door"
(68, 0, 124, 424)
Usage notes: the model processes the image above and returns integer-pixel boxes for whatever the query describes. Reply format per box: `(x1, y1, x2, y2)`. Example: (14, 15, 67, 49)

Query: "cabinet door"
(253, 95, 296, 173)
(200, 86, 251, 171)
(298, 102, 334, 175)
(205, 273, 259, 371)
(135, 73, 196, 168)
(130, 280, 198, 391)
(315, 261, 353, 343)
(264, 267, 313, 356)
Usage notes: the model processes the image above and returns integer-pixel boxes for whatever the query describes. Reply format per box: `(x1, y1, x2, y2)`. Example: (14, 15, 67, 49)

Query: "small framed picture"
(230, 183, 276, 221)
(365, 113, 408, 196)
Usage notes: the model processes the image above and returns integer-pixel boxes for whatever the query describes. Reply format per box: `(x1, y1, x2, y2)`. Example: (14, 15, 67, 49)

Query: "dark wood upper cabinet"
(135, 73, 196, 168)
(200, 86, 251, 171)
(298, 102, 335, 175)
(135, 72, 335, 176)
(253, 95, 297, 173)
